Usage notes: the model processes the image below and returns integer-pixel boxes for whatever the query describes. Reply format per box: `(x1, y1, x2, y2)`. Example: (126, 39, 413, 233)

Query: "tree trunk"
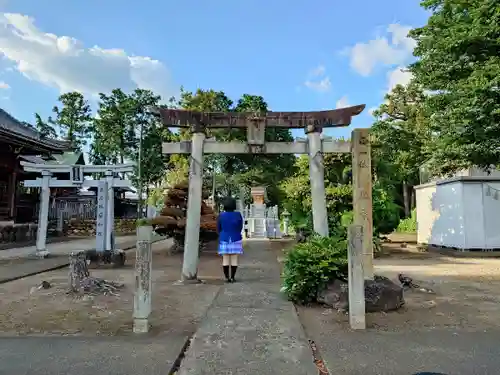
(402, 181, 410, 218)
(411, 186, 416, 210)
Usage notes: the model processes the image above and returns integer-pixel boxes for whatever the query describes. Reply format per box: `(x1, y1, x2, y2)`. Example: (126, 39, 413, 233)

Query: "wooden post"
(351, 128, 373, 280)
(348, 225, 366, 330)
(133, 225, 153, 333)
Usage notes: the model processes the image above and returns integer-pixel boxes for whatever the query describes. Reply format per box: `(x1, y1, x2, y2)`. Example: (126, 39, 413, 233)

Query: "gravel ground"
(0, 240, 224, 336)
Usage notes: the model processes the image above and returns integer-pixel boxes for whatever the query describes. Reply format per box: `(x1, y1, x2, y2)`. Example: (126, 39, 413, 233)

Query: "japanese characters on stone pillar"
(348, 224, 366, 330)
(96, 180, 108, 252)
(305, 124, 329, 237)
(133, 224, 153, 333)
(182, 124, 206, 282)
(351, 128, 374, 280)
(105, 171, 116, 251)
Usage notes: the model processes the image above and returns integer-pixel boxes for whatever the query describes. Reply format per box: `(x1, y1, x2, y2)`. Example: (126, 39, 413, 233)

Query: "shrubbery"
(282, 236, 348, 304)
(396, 209, 417, 233)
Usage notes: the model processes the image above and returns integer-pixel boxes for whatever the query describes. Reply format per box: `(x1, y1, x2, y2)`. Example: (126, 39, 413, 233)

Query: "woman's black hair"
(222, 197, 237, 212)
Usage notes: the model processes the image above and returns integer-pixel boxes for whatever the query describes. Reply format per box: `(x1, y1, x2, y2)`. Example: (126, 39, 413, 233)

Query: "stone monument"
(248, 186, 267, 238)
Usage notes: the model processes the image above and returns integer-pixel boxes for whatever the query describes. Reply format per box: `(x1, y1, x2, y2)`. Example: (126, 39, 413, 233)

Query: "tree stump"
(68, 251, 90, 294)
(67, 251, 124, 296)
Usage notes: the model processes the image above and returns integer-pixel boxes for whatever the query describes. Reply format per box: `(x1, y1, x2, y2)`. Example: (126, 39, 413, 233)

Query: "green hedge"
(282, 236, 348, 304)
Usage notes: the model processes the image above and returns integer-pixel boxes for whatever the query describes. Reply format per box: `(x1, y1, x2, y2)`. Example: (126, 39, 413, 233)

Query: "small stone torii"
(21, 162, 134, 257)
(152, 105, 374, 282)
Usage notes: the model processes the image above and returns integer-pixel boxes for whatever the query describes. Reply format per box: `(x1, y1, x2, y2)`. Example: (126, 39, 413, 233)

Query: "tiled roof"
(0, 108, 71, 151)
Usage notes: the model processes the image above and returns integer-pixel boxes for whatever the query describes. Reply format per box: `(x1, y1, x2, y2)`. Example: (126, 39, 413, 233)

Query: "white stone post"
(134, 224, 153, 333)
(105, 171, 115, 251)
(306, 125, 329, 237)
(182, 129, 205, 281)
(283, 209, 290, 236)
(36, 171, 52, 257)
(352, 128, 373, 280)
(96, 180, 108, 252)
(348, 225, 366, 330)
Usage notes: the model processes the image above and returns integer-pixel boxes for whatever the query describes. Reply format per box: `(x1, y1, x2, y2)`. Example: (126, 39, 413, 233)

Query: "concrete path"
(0, 235, 136, 260)
(313, 330, 500, 375)
(177, 240, 316, 375)
(0, 335, 188, 375)
(0, 234, 167, 284)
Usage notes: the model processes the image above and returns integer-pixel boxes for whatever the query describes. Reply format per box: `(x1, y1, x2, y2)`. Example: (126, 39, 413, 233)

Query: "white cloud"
(386, 66, 413, 92)
(345, 24, 416, 76)
(304, 76, 331, 93)
(0, 13, 175, 99)
(303, 64, 331, 93)
(309, 64, 326, 77)
(336, 95, 349, 109)
(0, 80, 9, 89)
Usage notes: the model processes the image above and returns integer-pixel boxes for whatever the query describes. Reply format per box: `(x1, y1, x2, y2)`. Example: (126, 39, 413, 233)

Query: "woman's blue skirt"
(218, 240, 244, 255)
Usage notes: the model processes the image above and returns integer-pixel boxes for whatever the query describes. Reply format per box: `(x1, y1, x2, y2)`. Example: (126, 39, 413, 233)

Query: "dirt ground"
(298, 241, 500, 333)
(0, 241, 224, 336)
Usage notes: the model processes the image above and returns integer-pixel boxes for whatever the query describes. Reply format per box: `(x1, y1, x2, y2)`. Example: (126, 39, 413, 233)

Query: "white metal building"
(415, 167, 500, 250)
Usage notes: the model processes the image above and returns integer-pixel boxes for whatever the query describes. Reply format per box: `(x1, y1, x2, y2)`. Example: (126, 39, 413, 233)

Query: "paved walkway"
(177, 240, 316, 375)
(0, 235, 165, 284)
(0, 335, 188, 375)
(0, 235, 136, 260)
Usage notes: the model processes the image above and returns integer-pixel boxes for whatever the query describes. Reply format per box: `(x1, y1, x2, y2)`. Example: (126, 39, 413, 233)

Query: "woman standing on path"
(217, 197, 244, 283)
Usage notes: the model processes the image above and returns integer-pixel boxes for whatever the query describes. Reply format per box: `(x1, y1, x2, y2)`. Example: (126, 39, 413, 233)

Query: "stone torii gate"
(21, 162, 134, 257)
(154, 105, 373, 282)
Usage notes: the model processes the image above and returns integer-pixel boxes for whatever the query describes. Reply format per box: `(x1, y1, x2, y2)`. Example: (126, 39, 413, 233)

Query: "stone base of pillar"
(133, 318, 149, 333)
(35, 250, 50, 258)
(173, 278, 204, 286)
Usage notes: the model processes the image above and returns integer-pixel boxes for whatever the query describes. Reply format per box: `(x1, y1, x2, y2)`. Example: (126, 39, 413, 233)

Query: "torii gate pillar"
(306, 124, 329, 237)
(182, 127, 206, 282)
(36, 170, 52, 257)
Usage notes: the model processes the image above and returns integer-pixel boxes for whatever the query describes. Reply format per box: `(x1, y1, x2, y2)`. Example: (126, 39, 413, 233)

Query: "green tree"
(371, 82, 431, 216)
(409, 0, 500, 175)
(50, 92, 92, 150)
(281, 152, 400, 236)
(90, 88, 171, 187)
(232, 94, 296, 204)
(34, 113, 57, 139)
(176, 88, 235, 198)
(91, 89, 134, 165)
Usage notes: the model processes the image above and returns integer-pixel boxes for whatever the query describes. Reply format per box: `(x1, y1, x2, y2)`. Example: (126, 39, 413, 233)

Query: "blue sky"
(0, 0, 428, 140)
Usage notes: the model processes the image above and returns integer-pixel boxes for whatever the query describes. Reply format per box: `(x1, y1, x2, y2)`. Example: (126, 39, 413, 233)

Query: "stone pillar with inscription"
(305, 124, 329, 237)
(105, 171, 116, 251)
(95, 180, 108, 253)
(36, 170, 52, 257)
(351, 128, 373, 280)
(133, 224, 153, 333)
(182, 125, 205, 282)
(348, 224, 366, 329)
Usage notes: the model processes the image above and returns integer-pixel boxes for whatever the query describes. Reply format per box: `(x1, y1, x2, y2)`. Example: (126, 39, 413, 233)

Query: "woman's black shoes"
(223, 266, 239, 283)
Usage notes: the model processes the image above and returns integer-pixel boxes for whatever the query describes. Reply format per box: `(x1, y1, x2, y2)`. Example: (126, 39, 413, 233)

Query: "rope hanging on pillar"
(188, 155, 203, 178)
(312, 151, 324, 166)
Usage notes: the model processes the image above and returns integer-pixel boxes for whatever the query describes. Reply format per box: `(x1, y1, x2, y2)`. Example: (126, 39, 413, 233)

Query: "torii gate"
(21, 162, 134, 257)
(153, 105, 373, 282)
